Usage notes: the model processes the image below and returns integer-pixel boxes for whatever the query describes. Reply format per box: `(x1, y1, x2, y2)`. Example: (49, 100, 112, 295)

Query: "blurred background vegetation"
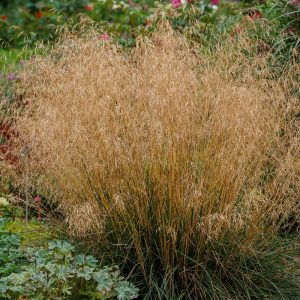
(0, 1, 299, 67)
(0, 0, 300, 49)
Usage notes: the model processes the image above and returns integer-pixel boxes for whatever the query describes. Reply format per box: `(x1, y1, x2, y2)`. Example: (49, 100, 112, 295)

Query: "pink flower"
(8, 73, 16, 81)
(84, 4, 94, 11)
(249, 11, 262, 21)
(101, 32, 109, 41)
(34, 196, 41, 203)
(128, 0, 133, 5)
(211, 0, 220, 5)
(171, 0, 182, 9)
(36, 11, 43, 19)
(290, 0, 299, 5)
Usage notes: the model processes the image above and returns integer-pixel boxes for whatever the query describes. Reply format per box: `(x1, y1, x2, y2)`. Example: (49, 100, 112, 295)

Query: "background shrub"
(0, 0, 153, 48)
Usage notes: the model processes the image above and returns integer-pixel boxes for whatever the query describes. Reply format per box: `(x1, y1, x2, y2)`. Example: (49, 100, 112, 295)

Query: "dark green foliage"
(140, 236, 300, 300)
(0, 218, 25, 277)
(0, 0, 153, 48)
(0, 204, 139, 300)
(259, 0, 300, 64)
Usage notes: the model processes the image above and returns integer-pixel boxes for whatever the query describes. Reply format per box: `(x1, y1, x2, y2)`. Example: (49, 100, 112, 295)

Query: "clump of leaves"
(259, 0, 300, 64)
(0, 208, 138, 299)
(0, 217, 25, 277)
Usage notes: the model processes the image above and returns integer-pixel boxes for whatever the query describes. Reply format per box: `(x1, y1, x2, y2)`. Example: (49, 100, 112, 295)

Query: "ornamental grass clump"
(14, 24, 300, 299)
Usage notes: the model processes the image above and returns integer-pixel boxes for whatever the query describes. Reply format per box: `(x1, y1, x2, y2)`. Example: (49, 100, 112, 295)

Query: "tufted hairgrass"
(13, 24, 300, 299)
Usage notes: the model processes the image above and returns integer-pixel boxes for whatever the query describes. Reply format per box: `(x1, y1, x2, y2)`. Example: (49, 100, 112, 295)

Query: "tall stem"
(25, 155, 29, 242)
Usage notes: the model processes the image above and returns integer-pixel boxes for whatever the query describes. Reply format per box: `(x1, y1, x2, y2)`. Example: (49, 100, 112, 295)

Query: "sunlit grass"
(11, 24, 300, 299)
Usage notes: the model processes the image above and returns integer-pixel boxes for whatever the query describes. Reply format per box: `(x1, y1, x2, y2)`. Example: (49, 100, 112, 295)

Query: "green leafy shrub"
(0, 213, 139, 300)
(151, 0, 244, 45)
(0, 218, 24, 277)
(150, 1, 300, 66)
(1, 0, 300, 62)
(0, 0, 153, 48)
(258, 0, 300, 63)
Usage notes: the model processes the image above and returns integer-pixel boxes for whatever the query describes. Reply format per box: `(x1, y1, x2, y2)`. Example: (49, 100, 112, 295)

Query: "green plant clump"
(0, 204, 139, 300)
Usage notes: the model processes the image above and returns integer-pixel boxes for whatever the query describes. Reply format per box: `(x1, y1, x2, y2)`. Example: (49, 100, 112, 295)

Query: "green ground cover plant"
(0, 199, 139, 300)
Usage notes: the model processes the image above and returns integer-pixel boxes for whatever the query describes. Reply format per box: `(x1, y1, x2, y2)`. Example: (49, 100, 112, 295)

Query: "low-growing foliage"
(0, 203, 139, 300)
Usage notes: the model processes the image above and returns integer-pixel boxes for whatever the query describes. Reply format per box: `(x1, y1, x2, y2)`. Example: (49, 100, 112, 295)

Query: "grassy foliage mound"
(13, 25, 300, 299)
